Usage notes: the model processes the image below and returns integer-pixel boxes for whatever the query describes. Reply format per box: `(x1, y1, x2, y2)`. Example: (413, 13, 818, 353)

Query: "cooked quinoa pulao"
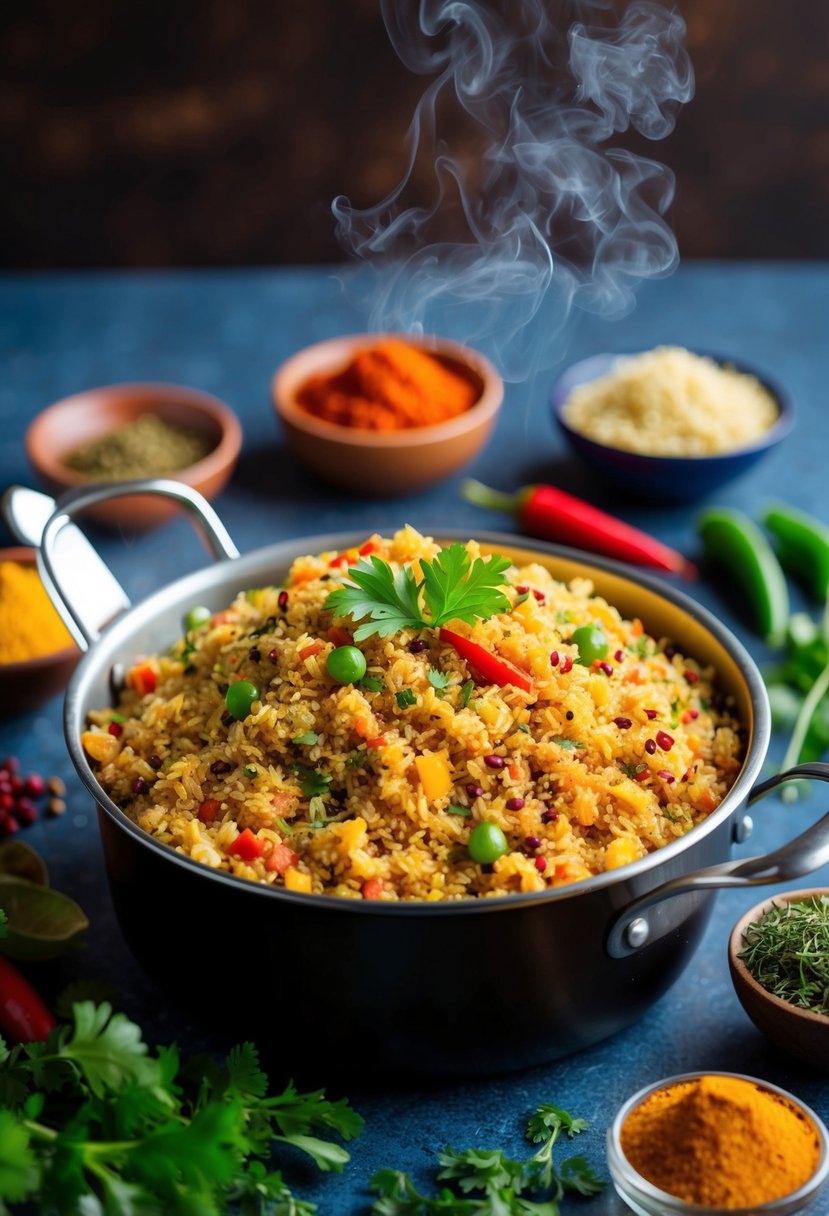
(82, 528, 744, 901)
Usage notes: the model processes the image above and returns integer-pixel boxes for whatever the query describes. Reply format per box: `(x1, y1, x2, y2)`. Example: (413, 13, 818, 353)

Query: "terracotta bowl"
(0, 547, 80, 716)
(729, 888, 829, 1070)
(271, 333, 503, 496)
(25, 383, 243, 530)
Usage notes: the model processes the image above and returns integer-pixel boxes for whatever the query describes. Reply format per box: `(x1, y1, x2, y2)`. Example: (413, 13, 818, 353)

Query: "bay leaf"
(0, 875, 88, 961)
(0, 840, 49, 886)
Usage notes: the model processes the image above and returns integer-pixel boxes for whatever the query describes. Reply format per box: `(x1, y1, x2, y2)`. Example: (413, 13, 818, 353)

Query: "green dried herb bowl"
(728, 888, 829, 1070)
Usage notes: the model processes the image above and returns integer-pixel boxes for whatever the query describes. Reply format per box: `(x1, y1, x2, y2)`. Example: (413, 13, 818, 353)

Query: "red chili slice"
(438, 628, 534, 694)
(0, 956, 56, 1044)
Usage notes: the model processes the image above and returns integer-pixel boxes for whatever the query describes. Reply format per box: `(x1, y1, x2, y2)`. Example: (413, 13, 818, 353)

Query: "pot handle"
(606, 761, 829, 958)
(35, 479, 239, 651)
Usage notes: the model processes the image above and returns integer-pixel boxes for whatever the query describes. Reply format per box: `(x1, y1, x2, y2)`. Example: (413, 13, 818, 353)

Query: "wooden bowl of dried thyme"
(25, 382, 242, 531)
(729, 888, 829, 1070)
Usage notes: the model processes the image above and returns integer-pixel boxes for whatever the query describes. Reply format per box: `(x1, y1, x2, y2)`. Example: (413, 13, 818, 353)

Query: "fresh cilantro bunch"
(370, 1103, 604, 1215)
(0, 1000, 363, 1215)
(324, 545, 513, 641)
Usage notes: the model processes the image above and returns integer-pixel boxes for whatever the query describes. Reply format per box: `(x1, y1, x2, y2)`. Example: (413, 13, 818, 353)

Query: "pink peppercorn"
(657, 770, 676, 784)
(684, 669, 699, 684)
(614, 649, 623, 662)
(515, 585, 529, 595)
(598, 661, 614, 676)
(613, 717, 632, 730)
(484, 755, 505, 769)
(644, 708, 658, 720)
(645, 739, 657, 755)
(532, 589, 545, 603)
(506, 797, 525, 811)
(24, 774, 46, 798)
(466, 783, 484, 798)
(525, 835, 541, 849)
(268, 648, 279, 662)
(278, 591, 289, 611)
(656, 730, 675, 751)
(108, 722, 123, 737)
(549, 650, 560, 667)
(540, 810, 558, 824)
(560, 656, 573, 674)
(535, 856, 548, 872)
(634, 769, 650, 782)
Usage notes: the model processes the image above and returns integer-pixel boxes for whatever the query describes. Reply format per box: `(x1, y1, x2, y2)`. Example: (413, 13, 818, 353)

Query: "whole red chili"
(0, 956, 56, 1044)
(462, 479, 697, 579)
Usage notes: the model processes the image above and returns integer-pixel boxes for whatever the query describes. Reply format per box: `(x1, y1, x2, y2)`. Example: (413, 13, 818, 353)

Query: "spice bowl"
(729, 889, 829, 1069)
(25, 382, 243, 530)
(551, 350, 794, 502)
(607, 1072, 829, 1216)
(0, 547, 80, 716)
(271, 332, 503, 496)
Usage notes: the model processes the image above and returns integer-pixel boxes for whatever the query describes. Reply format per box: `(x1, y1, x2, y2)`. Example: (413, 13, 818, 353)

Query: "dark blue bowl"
(551, 351, 795, 502)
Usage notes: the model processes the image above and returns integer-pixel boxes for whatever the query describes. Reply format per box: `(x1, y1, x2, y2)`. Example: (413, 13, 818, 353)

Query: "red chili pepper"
(439, 628, 534, 694)
(461, 479, 697, 580)
(0, 955, 56, 1044)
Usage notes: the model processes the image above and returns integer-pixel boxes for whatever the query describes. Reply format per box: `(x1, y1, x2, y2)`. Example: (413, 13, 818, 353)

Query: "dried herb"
(739, 895, 829, 1015)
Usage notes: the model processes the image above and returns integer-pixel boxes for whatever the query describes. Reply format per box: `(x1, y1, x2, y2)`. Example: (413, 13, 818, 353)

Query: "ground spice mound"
(0, 561, 73, 662)
(296, 339, 479, 430)
(620, 1074, 820, 1208)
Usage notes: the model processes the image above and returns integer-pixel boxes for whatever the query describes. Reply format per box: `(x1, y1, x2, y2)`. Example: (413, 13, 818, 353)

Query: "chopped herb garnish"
(396, 689, 417, 708)
(360, 675, 384, 693)
(292, 731, 320, 746)
(291, 765, 332, 798)
(446, 805, 472, 817)
(346, 750, 369, 770)
(428, 668, 452, 692)
(324, 544, 512, 641)
(110, 713, 126, 725)
(739, 895, 829, 1015)
(552, 736, 582, 750)
(459, 679, 474, 707)
(517, 723, 531, 734)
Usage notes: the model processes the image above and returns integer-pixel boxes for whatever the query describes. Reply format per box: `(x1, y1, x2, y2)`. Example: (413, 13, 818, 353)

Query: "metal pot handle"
(607, 761, 829, 957)
(22, 480, 238, 652)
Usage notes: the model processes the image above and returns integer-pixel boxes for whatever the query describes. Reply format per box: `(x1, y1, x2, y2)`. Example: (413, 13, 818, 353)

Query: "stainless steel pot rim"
(63, 526, 771, 917)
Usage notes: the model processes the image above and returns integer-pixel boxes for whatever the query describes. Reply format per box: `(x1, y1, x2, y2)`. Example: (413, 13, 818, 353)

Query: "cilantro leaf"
(428, 667, 452, 691)
(59, 1001, 160, 1099)
(226, 1041, 268, 1098)
(421, 545, 512, 629)
(324, 545, 513, 641)
(291, 765, 332, 798)
(0, 1109, 36, 1203)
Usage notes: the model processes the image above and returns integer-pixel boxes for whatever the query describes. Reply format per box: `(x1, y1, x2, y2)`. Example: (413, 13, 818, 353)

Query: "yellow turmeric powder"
(620, 1073, 820, 1208)
(296, 339, 479, 430)
(0, 561, 74, 663)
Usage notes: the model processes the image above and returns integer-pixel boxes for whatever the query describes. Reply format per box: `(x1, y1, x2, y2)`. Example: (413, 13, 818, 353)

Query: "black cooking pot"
(12, 481, 829, 1079)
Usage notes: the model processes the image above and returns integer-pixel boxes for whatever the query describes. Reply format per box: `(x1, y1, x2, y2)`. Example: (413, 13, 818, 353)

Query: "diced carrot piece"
(508, 762, 521, 780)
(265, 842, 299, 873)
(366, 735, 386, 750)
(327, 627, 352, 646)
(362, 878, 384, 900)
(299, 641, 324, 660)
(129, 663, 157, 696)
(284, 867, 312, 893)
(354, 717, 370, 738)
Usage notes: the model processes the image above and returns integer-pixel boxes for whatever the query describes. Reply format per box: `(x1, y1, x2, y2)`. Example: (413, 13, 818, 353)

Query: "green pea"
(468, 821, 509, 864)
(326, 645, 367, 685)
(571, 623, 608, 665)
(184, 605, 212, 632)
(226, 680, 259, 721)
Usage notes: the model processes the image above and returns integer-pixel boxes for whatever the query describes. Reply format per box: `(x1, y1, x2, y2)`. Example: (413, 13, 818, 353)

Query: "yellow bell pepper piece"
(415, 751, 452, 802)
(284, 867, 312, 893)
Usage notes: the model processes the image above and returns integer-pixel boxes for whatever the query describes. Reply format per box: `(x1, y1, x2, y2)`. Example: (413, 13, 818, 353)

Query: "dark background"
(2, 0, 828, 269)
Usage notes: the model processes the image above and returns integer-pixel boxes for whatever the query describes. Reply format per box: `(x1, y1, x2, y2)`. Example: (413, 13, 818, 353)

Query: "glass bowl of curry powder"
(607, 1072, 828, 1215)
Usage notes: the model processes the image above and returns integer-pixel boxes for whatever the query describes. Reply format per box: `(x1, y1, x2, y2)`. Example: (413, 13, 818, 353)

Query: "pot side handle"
(36, 479, 240, 651)
(607, 762, 829, 958)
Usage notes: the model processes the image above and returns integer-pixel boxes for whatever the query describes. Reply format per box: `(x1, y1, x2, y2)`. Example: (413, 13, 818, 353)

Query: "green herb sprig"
(324, 545, 512, 641)
(370, 1103, 603, 1215)
(0, 1000, 363, 1214)
(739, 895, 829, 1015)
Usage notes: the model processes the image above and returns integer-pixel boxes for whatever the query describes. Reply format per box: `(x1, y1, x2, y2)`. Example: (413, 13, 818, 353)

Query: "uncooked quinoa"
(81, 528, 744, 901)
(562, 346, 779, 456)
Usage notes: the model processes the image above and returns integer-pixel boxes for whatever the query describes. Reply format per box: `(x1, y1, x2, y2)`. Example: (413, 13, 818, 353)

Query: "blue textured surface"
(1, 263, 828, 1214)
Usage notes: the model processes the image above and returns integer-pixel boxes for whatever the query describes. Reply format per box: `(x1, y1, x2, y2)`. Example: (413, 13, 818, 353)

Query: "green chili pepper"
(698, 507, 789, 648)
(763, 502, 829, 604)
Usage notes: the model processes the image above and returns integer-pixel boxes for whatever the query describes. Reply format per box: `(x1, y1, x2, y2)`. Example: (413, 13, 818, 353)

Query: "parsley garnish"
(460, 679, 474, 707)
(396, 689, 417, 708)
(360, 675, 385, 693)
(292, 731, 320, 746)
(517, 723, 531, 734)
(324, 544, 512, 641)
(0, 1001, 363, 1213)
(346, 751, 369, 770)
(370, 1102, 603, 1214)
(446, 805, 472, 817)
(552, 736, 582, 750)
(428, 667, 452, 692)
(291, 765, 332, 798)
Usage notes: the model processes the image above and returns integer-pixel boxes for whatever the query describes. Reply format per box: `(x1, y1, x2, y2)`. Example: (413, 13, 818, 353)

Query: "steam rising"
(332, 1, 693, 379)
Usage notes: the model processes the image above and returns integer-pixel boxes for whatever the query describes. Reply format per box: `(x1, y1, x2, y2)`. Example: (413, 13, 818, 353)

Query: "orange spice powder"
(296, 339, 479, 431)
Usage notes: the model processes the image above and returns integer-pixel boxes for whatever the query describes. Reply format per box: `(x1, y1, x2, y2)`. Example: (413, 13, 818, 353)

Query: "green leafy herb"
(428, 668, 452, 692)
(768, 596, 829, 798)
(446, 805, 472, 817)
(739, 895, 829, 1015)
(111, 712, 126, 725)
(396, 689, 417, 709)
(346, 751, 369, 770)
(291, 766, 332, 798)
(324, 545, 512, 641)
(360, 675, 385, 693)
(292, 731, 320, 746)
(0, 1001, 362, 1214)
(552, 737, 582, 751)
(370, 1102, 603, 1215)
(460, 679, 475, 708)
(517, 723, 530, 734)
